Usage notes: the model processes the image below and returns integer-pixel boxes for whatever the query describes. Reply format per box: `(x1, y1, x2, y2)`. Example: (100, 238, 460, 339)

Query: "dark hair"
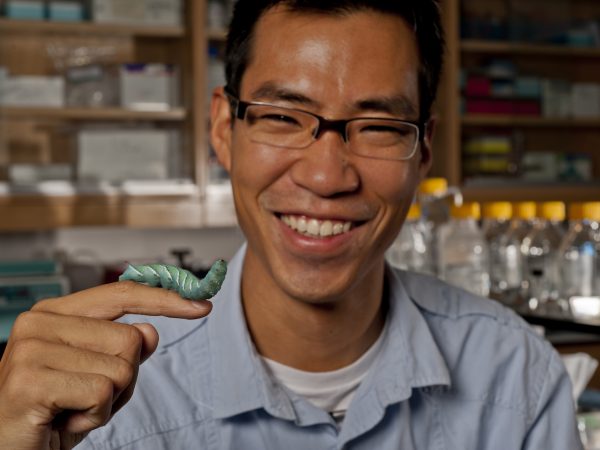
(225, 0, 445, 122)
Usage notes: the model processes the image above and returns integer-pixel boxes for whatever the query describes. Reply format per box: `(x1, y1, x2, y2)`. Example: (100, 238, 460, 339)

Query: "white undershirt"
(261, 322, 387, 425)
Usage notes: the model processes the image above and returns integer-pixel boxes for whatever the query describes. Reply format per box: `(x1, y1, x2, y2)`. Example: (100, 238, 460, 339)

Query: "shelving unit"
(461, 39, 600, 58)
(1, 1, 598, 230)
(0, 18, 186, 37)
(0, 1, 238, 230)
(434, 0, 600, 203)
(2, 106, 187, 121)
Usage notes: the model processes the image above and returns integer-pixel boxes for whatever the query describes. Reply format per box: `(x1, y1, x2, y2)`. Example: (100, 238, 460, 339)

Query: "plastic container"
(499, 201, 537, 305)
(559, 202, 600, 302)
(417, 177, 462, 276)
(386, 203, 435, 275)
(481, 202, 513, 301)
(438, 202, 490, 297)
(521, 201, 566, 312)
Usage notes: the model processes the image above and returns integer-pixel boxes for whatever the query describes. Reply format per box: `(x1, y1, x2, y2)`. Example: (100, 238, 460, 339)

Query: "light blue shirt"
(80, 244, 582, 449)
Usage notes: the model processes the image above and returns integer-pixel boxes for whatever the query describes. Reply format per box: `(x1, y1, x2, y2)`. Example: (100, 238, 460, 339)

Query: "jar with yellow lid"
(416, 178, 463, 275)
(481, 202, 513, 300)
(386, 203, 435, 276)
(559, 202, 600, 302)
(521, 201, 566, 311)
(438, 202, 490, 297)
(499, 202, 537, 305)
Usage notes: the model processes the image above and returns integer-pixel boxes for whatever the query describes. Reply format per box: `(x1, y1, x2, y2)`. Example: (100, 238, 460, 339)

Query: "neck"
(241, 252, 387, 372)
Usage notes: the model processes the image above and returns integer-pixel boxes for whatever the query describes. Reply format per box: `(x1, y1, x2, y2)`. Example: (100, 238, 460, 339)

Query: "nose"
(289, 131, 360, 197)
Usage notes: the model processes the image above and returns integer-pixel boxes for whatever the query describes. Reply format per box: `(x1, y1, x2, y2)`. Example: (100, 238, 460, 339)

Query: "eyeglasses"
(225, 90, 426, 161)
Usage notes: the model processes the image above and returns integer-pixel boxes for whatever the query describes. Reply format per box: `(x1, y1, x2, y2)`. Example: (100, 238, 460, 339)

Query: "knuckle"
(11, 311, 42, 336)
(10, 338, 42, 364)
(30, 297, 57, 312)
(2, 365, 38, 402)
(113, 359, 136, 390)
(122, 324, 144, 349)
(91, 375, 115, 406)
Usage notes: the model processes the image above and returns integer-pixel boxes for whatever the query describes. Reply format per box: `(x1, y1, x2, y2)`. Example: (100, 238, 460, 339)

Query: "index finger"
(31, 281, 212, 320)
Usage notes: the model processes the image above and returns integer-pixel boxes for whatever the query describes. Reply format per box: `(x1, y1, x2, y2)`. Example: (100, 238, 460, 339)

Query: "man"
(0, 1, 582, 449)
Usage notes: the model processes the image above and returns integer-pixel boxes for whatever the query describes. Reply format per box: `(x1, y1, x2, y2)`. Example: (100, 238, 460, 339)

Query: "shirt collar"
(207, 245, 451, 422)
(338, 265, 451, 443)
(208, 243, 296, 421)
(382, 264, 451, 391)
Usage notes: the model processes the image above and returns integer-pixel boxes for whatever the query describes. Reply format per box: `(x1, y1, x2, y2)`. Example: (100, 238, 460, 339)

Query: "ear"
(417, 116, 435, 180)
(210, 87, 233, 172)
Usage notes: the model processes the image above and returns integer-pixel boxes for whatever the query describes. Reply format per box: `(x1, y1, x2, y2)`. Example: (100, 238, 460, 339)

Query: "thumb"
(131, 323, 159, 364)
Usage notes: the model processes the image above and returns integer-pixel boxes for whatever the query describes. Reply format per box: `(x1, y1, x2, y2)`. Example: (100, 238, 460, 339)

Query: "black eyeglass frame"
(224, 88, 428, 160)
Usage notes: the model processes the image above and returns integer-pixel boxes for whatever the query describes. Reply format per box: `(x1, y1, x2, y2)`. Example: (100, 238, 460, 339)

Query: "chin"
(275, 268, 356, 305)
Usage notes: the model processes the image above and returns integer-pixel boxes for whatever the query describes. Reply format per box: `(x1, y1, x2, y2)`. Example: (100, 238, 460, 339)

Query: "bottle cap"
(539, 201, 565, 221)
(419, 177, 447, 196)
(582, 202, 600, 222)
(482, 202, 512, 220)
(568, 203, 584, 221)
(406, 203, 421, 220)
(451, 202, 480, 220)
(513, 202, 536, 220)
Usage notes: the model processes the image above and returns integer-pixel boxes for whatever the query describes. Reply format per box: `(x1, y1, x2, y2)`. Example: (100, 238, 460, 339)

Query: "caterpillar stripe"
(118, 259, 227, 300)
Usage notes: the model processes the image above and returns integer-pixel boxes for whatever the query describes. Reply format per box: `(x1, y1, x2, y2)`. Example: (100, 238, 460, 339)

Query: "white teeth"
(320, 221, 333, 237)
(297, 217, 307, 233)
(280, 215, 353, 238)
(307, 219, 320, 236)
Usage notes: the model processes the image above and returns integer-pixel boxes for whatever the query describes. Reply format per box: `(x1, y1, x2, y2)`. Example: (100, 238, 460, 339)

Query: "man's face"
(211, 8, 432, 304)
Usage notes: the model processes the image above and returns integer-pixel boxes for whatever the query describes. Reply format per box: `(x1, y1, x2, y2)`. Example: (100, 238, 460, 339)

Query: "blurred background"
(0, 0, 599, 445)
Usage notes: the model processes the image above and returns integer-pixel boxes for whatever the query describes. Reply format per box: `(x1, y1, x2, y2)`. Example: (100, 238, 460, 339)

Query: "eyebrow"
(249, 83, 418, 118)
(250, 83, 321, 108)
(356, 96, 418, 118)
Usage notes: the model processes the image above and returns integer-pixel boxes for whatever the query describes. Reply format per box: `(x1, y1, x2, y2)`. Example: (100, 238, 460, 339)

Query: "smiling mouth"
(279, 214, 357, 238)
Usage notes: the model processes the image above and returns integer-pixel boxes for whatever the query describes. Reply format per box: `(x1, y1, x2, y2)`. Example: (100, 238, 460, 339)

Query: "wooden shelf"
(0, 186, 238, 230)
(0, 18, 185, 37)
(463, 183, 600, 203)
(206, 28, 227, 41)
(461, 40, 600, 58)
(0, 194, 203, 230)
(462, 115, 600, 128)
(1, 107, 187, 121)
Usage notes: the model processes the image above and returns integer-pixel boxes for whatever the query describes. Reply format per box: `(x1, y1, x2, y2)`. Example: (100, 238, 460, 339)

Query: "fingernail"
(189, 299, 212, 311)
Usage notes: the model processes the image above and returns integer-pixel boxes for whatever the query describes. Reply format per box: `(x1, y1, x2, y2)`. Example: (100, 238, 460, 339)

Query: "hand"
(0, 281, 212, 450)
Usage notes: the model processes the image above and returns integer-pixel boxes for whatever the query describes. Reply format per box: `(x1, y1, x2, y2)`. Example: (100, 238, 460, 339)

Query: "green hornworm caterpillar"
(118, 259, 227, 300)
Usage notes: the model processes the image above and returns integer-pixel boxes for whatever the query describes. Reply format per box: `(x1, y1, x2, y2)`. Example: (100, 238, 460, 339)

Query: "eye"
(246, 107, 304, 129)
(360, 124, 411, 136)
(260, 113, 301, 126)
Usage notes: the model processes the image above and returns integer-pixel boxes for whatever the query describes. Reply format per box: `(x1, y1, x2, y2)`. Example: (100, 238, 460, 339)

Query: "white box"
(120, 64, 179, 111)
(92, 0, 182, 26)
(571, 83, 600, 118)
(0, 76, 65, 107)
(541, 79, 572, 118)
(77, 129, 174, 183)
(9, 164, 72, 184)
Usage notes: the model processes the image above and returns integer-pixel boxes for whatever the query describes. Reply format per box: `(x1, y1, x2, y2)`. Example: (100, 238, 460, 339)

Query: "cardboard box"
(120, 64, 179, 111)
(92, 0, 182, 26)
(77, 129, 174, 183)
(0, 76, 65, 107)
